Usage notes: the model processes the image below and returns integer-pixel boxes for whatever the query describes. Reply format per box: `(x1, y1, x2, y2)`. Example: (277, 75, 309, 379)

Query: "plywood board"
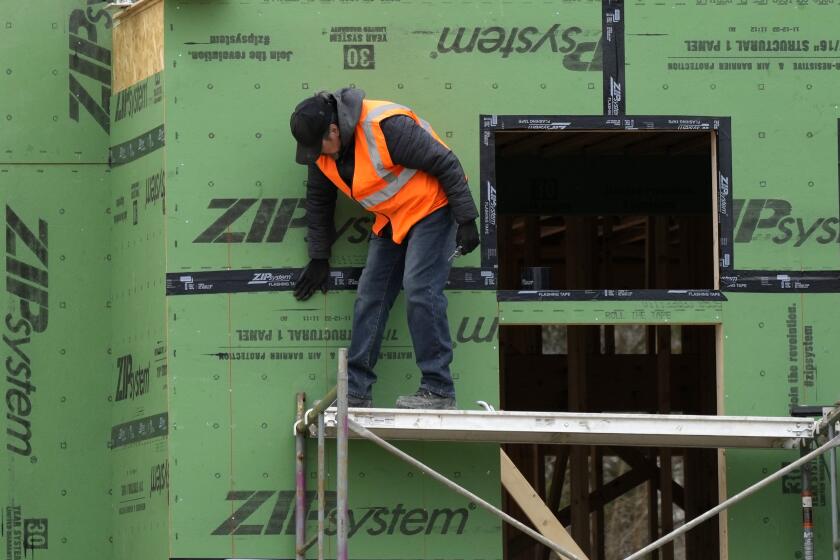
(113, 0, 163, 93)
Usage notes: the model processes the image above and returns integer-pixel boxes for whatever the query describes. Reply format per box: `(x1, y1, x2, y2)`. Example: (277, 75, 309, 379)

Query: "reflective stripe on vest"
(356, 103, 433, 209)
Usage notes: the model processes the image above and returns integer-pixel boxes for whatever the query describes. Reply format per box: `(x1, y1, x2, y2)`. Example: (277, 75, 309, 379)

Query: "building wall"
(2, 0, 840, 559)
(1, 2, 114, 559)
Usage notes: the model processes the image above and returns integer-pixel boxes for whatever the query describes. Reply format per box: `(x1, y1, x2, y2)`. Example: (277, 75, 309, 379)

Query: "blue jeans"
(347, 206, 457, 399)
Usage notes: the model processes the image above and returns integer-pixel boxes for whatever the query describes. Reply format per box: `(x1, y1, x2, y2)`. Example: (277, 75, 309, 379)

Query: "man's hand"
(455, 220, 480, 256)
(294, 259, 330, 300)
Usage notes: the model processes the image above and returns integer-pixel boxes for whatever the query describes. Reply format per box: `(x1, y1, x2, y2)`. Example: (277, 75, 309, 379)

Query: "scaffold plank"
(319, 409, 815, 449)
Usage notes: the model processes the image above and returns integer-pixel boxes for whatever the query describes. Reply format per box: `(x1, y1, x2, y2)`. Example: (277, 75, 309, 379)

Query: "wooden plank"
(558, 469, 648, 524)
(681, 326, 719, 559)
(647, 449, 660, 560)
(112, 0, 163, 92)
(597, 290, 614, 560)
(658, 452, 674, 559)
(568, 339, 591, 553)
(602, 216, 616, 362)
(557, 463, 653, 525)
(548, 447, 570, 513)
(505, 444, 536, 559)
(644, 231, 659, 559)
(658, 327, 675, 560)
(710, 131, 720, 290)
(653, 214, 675, 560)
(592, 447, 605, 560)
(685, 448, 721, 560)
(501, 449, 589, 560)
(566, 217, 592, 555)
(716, 324, 728, 560)
(613, 447, 686, 510)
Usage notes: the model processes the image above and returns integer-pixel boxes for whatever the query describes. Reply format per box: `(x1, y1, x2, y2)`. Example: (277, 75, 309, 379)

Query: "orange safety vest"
(316, 100, 450, 244)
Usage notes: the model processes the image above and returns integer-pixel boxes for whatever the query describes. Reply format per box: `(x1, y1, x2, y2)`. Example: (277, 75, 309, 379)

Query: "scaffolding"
(293, 349, 840, 560)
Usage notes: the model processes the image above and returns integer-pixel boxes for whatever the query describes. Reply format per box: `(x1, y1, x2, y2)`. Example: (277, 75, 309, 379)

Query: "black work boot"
(395, 389, 457, 410)
(346, 395, 372, 408)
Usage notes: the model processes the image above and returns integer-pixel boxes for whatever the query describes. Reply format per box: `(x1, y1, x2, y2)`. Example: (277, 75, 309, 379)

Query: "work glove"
(455, 220, 480, 256)
(294, 259, 329, 301)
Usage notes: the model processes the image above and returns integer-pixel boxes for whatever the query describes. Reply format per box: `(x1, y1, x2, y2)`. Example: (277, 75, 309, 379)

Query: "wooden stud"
(653, 213, 676, 560)
(645, 214, 660, 558)
(716, 323, 728, 560)
(566, 215, 592, 555)
(647, 448, 660, 560)
(556, 449, 690, 528)
(548, 447, 570, 514)
(602, 216, 616, 354)
(508, 215, 543, 356)
(595, 217, 612, 560)
(558, 464, 654, 525)
(501, 449, 589, 560)
(592, 447, 605, 560)
(498, 214, 512, 412)
(614, 447, 686, 510)
(697, 326, 721, 559)
(568, 327, 591, 555)
(710, 131, 720, 290)
(657, 326, 674, 560)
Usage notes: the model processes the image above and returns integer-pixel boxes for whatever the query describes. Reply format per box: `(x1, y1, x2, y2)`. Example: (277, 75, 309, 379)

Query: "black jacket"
(304, 88, 479, 259)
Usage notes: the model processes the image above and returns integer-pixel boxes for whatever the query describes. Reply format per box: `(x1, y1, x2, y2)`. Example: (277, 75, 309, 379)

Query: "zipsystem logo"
(193, 198, 371, 244)
(69, 3, 113, 133)
(733, 199, 840, 246)
(435, 24, 602, 70)
(4, 206, 48, 458)
(211, 490, 470, 537)
(248, 272, 294, 287)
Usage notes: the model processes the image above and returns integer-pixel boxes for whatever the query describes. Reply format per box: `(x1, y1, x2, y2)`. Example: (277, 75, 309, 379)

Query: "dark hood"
(331, 87, 365, 145)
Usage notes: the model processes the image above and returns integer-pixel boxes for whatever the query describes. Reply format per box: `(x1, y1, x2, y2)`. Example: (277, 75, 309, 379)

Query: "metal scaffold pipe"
(294, 393, 306, 560)
(829, 422, 840, 560)
(318, 410, 326, 560)
(347, 418, 583, 560)
(336, 348, 349, 560)
(624, 434, 840, 560)
(296, 385, 338, 435)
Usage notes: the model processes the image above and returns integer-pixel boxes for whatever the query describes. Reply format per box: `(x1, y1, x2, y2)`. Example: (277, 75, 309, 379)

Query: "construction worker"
(289, 87, 479, 409)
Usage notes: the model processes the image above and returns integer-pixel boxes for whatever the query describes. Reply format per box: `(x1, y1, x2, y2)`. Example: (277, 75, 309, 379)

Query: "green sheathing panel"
(626, 3, 840, 270)
(162, 3, 600, 556)
(108, 72, 168, 560)
(723, 292, 840, 557)
(167, 290, 500, 558)
(1, 1, 114, 558)
(111, 72, 165, 145)
(164, 0, 603, 271)
(499, 299, 724, 324)
(0, 165, 112, 559)
(0, 1, 113, 163)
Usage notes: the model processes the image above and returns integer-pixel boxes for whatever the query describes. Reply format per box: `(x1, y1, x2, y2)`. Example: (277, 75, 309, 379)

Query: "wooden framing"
(711, 131, 720, 290)
(500, 450, 589, 560)
(716, 323, 728, 560)
(496, 129, 724, 559)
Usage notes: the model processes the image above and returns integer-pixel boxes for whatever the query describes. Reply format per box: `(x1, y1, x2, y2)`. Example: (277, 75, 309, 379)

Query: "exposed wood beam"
(501, 449, 589, 560)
